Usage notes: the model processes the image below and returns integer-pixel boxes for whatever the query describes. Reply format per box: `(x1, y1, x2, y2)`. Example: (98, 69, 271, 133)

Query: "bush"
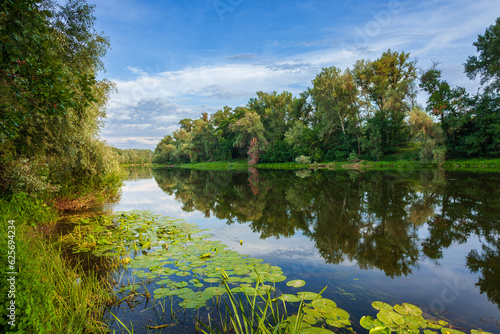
(295, 155, 311, 164)
(347, 151, 360, 162)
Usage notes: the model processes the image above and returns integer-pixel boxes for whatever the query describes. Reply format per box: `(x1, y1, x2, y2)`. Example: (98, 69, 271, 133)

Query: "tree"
(311, 66, 358, 138)
(0, 0, 121, 205)
(229, 108, 267, 164)
(420, 66, 499, 159)
(153, 135, 175, 164)
(408, 107, 445, 163)
(310, 66, 363, 157)
(247, 91, 295, 145)
(354, 50, 417, 155)
(464, 17, 500, 94)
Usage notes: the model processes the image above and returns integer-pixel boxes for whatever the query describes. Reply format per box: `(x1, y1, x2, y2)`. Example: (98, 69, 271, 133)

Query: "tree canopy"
(153, 19, 499, 165)
(0, 0, 121, 209)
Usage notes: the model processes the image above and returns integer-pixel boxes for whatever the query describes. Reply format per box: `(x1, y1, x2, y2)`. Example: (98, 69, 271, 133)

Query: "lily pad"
(286, 279, 306, 288)
(297, 291, 321, 300)
(278, 294, 302, 302)
(174, 281, 188, 288)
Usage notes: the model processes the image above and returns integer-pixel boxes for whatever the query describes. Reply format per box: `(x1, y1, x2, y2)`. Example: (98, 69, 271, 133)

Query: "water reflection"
(152, 168, 500, 309)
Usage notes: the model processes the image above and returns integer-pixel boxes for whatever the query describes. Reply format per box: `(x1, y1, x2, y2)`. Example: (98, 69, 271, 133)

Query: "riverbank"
(0, 194, 112, 333)
(151, 158, 500, 171)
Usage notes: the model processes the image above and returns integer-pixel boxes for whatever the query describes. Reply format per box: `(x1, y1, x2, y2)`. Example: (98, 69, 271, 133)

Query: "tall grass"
(0, 193, 113, 333)
(197, 274, 312, 334)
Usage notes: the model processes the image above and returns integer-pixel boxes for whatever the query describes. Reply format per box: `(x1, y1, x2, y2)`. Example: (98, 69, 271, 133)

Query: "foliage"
(295, 155, 312, 164)
(112, 148, 153, 165)
(464, 17, 500, 94)
(0, 195, 110, 334)
(420, 68, 499, 159)
(0, 0, 122, 208)
(151, 20, 499, 164)
(72, 210, 493, 334)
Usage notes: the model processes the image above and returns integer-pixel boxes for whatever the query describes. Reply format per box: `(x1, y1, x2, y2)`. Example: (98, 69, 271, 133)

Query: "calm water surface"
(104, 167, 500, 333)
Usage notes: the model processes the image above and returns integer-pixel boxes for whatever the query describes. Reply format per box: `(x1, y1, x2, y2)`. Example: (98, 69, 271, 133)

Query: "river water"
(104, 167, 500, 333)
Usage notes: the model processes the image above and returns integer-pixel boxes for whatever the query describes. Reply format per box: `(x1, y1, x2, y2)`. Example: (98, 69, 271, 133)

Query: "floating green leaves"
(63, 212, 491, 334)
(287, 279, 306, 288)
(358, 301, 487, 334)
(68, 211, 289, 311)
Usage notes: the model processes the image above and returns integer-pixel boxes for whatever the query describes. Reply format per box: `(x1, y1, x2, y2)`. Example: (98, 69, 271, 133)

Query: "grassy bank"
(153, 158, 500, 171)
(0, 193, 112, 334)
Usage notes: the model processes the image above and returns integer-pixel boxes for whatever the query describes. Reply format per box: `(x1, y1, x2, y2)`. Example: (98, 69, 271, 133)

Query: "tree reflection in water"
(152, 168, 500, 308)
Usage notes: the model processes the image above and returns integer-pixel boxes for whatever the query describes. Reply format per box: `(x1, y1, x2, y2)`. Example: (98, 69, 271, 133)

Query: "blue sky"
(93, 0, 500, 149)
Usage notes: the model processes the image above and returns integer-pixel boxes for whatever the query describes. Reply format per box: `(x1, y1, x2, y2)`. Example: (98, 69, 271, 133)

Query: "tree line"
(153, 18, 499, 165)
(112, 148, 153, 165)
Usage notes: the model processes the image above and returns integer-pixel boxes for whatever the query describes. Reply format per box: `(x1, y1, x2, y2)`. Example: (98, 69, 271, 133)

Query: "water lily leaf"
(241, 286, 262, 296)
(326, 318, 350, 328)
(278, 294, 302, 302)
(174, 281, 188, 288)
(204, 278, 220, 283)
(297, 291, 321, 300)
(179, 299, 206, 309)
(303, 314, 317, 325)
(360, 316, 384, 330)
(441, 330, 466, 334)
(203, 286, 226, 297)
(377, 311, 394, 325)
(312, 298, 337, 311)
(372, 301, 393, 311)
(402, 303, 423, 317)
(118, 284, 141, 293)
(304, 308, 323, 319)
(471, 331, 493, 334)
(157, 279, 174, 285)
(192, 267, 206, 274)
(265, 274, 286, 283)
(325, 307, 350, 321)
(153, 287, 171, 299)
(168, 287, 191, 296)
(393, 304, 408, 315)
(369, 326, 391, 334)
(299, 327, 334, 334)
(286, 279, 306, 288)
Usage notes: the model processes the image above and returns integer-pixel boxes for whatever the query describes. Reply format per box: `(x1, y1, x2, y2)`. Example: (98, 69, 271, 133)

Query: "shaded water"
(105, 167, 500, 333)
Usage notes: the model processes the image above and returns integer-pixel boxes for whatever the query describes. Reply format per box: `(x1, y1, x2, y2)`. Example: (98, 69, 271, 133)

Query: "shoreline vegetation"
(151, 158, 500, 171)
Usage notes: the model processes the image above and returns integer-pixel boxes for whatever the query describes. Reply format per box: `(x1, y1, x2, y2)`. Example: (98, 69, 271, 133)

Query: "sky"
(92, 0, 500, 150)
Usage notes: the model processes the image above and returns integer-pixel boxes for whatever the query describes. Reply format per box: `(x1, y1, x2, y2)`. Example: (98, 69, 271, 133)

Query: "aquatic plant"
(59, 211, 494, 334)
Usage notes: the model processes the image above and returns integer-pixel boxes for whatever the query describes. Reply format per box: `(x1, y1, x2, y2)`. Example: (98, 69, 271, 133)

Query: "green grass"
(0, 194, 112, 334)
(153, 158, 500, 171)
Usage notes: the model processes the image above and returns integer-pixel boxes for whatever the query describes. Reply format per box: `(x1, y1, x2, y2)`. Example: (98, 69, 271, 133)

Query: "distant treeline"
(112, 148, 153, 165)
(153, 19, 500, 165)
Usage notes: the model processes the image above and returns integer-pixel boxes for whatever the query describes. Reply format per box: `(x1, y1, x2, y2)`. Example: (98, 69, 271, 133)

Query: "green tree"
(420, 66, 499, 158)
(229, 108, 267, 164)
(464, 17, 500, 94)
(354, 50, 417, 156)
(1, 0, 121, 206)
(153, 135, 175, 164)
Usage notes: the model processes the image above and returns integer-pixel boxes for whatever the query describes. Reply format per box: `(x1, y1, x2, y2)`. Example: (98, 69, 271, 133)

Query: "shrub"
(295, 155, 311, 164)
